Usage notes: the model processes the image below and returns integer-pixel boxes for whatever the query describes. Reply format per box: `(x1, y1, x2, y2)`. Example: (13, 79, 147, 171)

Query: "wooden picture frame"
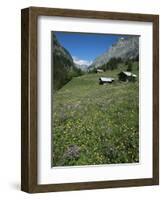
(21, 7, 159, 193)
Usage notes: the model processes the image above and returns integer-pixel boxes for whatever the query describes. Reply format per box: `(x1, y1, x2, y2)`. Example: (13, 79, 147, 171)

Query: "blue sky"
(54, 32, 123, 65)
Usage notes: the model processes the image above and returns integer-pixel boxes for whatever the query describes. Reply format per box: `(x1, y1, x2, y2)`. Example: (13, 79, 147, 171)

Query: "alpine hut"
(118, 71, 137, 82)
(99, 77, 114, 85)
(96, 69, 104, 73)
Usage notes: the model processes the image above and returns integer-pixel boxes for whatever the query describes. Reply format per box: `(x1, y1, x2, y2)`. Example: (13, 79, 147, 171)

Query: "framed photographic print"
(21, 7, 159, 193)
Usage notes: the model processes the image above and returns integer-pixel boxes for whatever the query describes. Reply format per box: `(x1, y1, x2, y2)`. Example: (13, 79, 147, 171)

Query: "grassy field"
(52, 63, 139, 166)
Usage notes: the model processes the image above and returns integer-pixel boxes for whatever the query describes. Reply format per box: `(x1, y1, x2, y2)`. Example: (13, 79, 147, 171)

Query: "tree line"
(89, 56, 139, 73)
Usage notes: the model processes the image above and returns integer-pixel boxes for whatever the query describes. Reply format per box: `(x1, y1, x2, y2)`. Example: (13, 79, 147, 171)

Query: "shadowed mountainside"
(52, 33, 82, 90)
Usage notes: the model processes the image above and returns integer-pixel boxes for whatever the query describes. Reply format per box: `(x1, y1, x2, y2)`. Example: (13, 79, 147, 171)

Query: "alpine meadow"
(52, 32, 139, 167)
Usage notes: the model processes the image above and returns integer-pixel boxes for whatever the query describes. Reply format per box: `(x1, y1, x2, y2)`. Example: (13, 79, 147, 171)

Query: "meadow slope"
(52, 66, 139, 166)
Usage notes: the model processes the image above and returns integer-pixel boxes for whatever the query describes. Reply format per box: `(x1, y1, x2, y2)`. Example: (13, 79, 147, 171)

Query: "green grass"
(52, 63, 139, 166)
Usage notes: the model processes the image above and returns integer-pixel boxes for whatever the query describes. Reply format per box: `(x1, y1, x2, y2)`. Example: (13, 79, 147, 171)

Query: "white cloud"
(73, 56, 92, 66)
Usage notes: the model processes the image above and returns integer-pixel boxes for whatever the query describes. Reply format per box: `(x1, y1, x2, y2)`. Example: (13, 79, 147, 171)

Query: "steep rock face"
(90, 36, 139, 69)
(52, 33, 75, 90)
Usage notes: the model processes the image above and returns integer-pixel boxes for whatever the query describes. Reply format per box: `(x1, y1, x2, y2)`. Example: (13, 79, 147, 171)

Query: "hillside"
(52, 33, 82, 90)
(52, 63, 139, 166)
(89, 36, 139, 69)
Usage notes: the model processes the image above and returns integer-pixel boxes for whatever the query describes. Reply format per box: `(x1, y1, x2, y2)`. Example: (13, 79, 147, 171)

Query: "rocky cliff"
(89, 36, 139, 69)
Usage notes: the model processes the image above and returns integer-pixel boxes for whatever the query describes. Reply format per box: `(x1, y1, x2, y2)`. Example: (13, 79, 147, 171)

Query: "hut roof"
(99, 77, 114, 82)
(97, 69, 104, 72)
(119, 71, 137, 77)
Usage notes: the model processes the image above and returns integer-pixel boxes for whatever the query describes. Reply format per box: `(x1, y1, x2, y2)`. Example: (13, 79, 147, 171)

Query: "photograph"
(52, 31, 139, 167)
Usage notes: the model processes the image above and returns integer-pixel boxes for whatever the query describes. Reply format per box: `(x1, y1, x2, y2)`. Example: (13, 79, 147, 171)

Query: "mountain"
(72, 57, 92, 72)
(53, 34, 74, 65)
(75, 63, 89, 71)
(89, 36, 139, 69)
(52, 33, 81, 90)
